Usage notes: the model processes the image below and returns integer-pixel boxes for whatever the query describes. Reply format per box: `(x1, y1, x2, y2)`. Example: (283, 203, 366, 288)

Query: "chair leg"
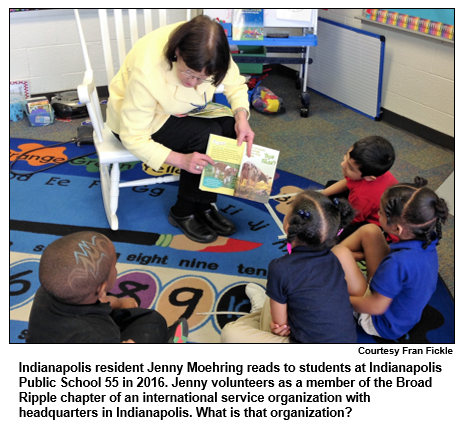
(110, 163, 120, 216)
(99, 163, 119, 230)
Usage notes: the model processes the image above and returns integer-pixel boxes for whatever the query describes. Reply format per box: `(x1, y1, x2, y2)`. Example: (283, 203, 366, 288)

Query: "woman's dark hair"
(286, 190, 355, 250)
(164, 15, 230, 86)
(382, 177, 449, 248)
(349, 136, 395, 177)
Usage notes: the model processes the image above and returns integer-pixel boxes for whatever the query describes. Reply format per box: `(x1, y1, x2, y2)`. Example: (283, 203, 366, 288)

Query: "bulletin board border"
(358, 9, 454, 44)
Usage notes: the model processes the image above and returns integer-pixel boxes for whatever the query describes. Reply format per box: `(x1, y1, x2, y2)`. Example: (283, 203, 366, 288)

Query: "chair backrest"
(98, 9, 157, 86)
(77, 9, 192, 86)
(74, 9, 192, 142)
(75, 9, 105, 142)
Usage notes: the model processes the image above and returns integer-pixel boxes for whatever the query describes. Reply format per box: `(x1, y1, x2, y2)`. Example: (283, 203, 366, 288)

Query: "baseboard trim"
(97, 86, 109, 98)
(32, 87, 110, 101)
(380, 109, 454, 152)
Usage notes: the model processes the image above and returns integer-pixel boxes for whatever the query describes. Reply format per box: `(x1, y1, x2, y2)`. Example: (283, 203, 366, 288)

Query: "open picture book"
(199, 134, 279, 203)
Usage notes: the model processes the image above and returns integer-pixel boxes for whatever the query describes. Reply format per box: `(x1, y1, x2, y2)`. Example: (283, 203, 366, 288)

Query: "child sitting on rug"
(332, 177, 448, 340)
(321, 136, 398, 241)
(26, 231, 188, 344)
(221, 190, 357, 343)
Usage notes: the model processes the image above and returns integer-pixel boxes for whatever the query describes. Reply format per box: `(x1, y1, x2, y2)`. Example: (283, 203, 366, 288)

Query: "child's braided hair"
(382, 177, 449, 248)
(286, 190, 355, 250)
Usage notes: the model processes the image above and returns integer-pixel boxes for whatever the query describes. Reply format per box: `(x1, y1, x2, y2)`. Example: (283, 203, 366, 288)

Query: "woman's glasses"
(178, 64, 213, 84)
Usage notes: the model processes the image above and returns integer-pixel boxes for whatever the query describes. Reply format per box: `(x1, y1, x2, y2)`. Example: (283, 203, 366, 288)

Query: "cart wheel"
(300, 107, 310, 117)
(300, 92, 310, 108)
(295, 78, 303, 90)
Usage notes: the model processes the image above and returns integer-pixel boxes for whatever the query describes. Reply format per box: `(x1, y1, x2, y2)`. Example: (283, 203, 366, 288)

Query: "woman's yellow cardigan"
(106, 21, 250, 172)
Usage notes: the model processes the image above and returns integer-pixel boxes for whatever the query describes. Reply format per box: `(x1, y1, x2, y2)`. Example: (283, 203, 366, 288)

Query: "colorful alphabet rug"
(10, 138, 454, 344)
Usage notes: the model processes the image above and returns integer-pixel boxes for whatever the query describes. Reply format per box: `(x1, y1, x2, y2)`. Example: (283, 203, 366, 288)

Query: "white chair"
(74, 9, 184, 230)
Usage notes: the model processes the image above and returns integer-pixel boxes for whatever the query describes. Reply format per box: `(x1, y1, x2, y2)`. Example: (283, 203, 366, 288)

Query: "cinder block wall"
(10, 9, 189, 95)
(10, 9, 454, 137)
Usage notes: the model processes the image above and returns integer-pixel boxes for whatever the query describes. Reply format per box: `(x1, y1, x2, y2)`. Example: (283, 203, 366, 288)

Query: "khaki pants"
(221, 298, 290, 344)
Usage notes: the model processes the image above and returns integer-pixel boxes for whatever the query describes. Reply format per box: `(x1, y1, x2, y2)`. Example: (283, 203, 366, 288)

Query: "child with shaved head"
(26, 231, 188, 344)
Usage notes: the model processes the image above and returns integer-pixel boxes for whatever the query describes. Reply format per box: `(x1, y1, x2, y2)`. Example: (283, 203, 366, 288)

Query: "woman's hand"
(234, 111, 254, 157)
(183, 152, 215, 174)
(165, 151, 214, 174)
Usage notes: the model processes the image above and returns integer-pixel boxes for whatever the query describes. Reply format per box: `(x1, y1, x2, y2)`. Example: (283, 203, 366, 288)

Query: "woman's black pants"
(151, 115, 237, 205)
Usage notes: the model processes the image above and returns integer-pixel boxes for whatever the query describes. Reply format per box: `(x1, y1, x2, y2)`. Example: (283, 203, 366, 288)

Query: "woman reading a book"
(107, 15, 254, 244)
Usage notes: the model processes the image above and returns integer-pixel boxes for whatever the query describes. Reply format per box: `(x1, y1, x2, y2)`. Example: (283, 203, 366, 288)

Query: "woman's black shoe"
(197, 207, 236, 236)
(168, 209, 217, 243)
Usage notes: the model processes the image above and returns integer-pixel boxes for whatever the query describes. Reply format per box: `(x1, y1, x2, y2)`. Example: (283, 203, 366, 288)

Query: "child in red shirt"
(321, 136, 398, 241)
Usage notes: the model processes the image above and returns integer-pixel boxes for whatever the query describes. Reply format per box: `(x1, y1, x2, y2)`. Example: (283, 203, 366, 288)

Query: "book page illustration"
(234, 144, 279, 203)
(199, 134, 279, 203)
(200, 135, 245, 197)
